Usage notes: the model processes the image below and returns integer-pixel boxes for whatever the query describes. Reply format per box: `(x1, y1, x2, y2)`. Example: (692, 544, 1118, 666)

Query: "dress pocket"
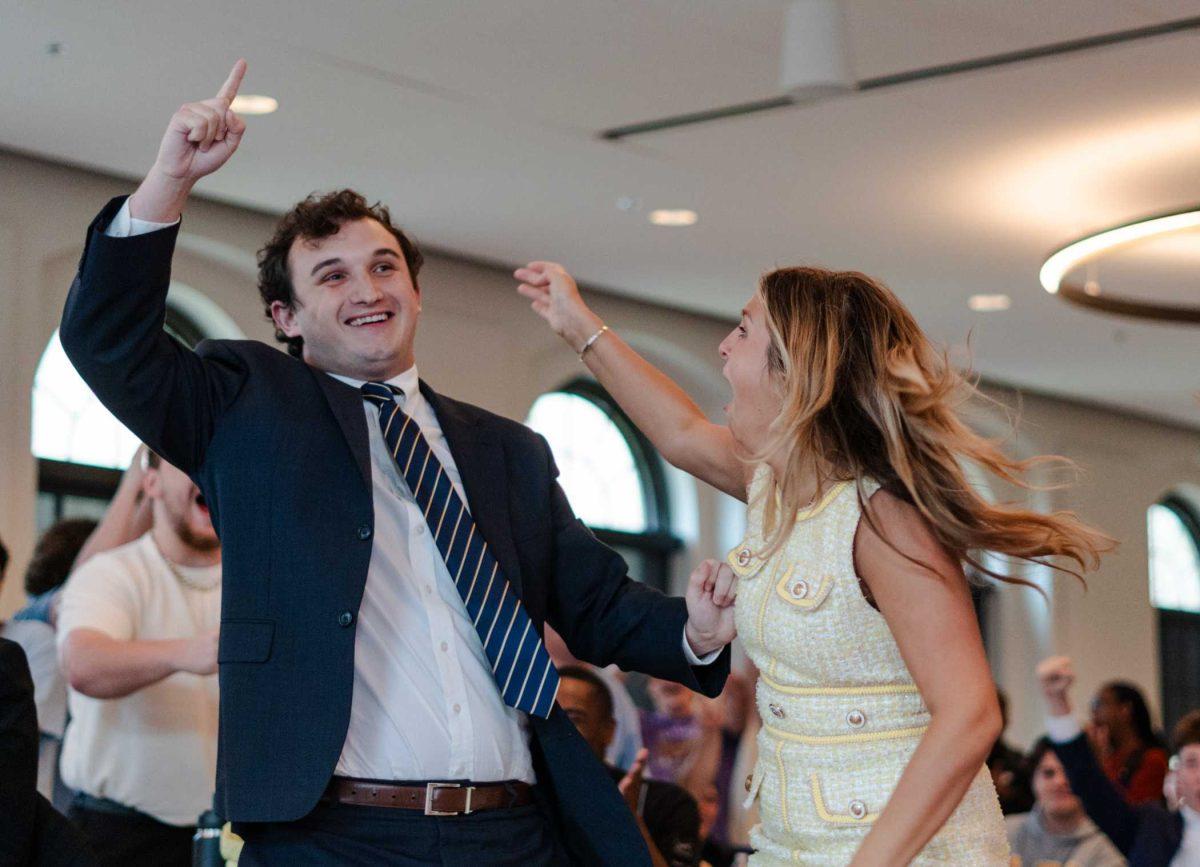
(771, 561, 834, 610)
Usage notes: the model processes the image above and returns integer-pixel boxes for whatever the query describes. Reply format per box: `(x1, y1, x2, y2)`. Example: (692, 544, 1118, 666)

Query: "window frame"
(532, 378, 682, 590)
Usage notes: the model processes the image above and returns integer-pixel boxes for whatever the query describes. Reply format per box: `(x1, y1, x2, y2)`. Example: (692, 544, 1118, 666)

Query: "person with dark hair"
(1038, 656, 1200, 865)
(60, 61, 732, 866)
(1005, 738, 1125, 866)
(989, 687, 1035, 815)
(1091, 681, 1170, 806)
(10, 519, 98, 625)
(558, 665, 703, 867)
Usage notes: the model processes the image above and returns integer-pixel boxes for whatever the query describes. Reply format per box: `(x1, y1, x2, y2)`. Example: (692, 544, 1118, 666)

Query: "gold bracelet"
(578, 324, 610, 360)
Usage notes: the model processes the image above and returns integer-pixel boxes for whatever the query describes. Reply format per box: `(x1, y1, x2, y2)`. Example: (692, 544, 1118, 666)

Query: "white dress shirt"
(105, 198, 717, 785)
(328, 366, 535, 783)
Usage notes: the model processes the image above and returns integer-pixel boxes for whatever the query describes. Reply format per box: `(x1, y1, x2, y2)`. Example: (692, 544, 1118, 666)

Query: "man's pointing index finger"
(216, 59, 247, 104)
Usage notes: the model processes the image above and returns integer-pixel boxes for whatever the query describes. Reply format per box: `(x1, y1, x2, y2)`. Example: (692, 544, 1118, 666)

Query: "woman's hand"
(515, 261, 605, 352)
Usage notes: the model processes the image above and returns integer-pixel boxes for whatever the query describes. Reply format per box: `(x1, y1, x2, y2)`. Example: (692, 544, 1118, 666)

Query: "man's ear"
(599, 717, 617, 754)
(270, 300, 301, 338)
(141, 466, 161, 502)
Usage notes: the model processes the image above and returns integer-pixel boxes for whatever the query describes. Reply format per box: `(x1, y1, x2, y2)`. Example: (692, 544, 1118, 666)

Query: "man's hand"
(129, 60, 248, 222)
(684, 559, 737, 657)
(176, 630, 220, 677)
(1036, 655, 1075, 717)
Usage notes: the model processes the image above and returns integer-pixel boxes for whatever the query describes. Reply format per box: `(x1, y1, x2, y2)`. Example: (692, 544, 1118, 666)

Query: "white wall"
(2, 149, 1197, 747)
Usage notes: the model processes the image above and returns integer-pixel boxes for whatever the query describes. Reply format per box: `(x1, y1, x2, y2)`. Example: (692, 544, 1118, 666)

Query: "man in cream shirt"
(57, 451, 221, 867)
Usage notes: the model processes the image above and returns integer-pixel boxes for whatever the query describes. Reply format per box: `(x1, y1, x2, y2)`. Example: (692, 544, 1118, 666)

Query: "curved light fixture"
(1040, 207, 1200, 323)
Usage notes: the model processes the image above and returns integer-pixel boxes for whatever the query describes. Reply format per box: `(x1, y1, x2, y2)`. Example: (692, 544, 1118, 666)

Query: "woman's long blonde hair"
(754, 266, 1112, 588)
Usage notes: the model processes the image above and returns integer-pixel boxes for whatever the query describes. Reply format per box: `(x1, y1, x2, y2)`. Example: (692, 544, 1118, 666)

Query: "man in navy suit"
(60, 61, 736, 866)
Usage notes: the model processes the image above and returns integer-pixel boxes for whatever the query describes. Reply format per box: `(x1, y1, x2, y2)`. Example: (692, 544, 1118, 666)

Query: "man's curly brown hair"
(257, 190, 424, 358)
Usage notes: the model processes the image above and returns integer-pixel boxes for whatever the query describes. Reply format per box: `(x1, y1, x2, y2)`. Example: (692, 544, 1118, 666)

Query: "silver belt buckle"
(424, 782, 472, 816)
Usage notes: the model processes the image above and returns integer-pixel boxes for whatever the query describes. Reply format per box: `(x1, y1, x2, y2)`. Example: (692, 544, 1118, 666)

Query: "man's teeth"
(349, 314, 389, 326)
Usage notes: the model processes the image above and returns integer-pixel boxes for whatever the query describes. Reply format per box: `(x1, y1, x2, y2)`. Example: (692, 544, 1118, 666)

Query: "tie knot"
(361, 381, 396, 405)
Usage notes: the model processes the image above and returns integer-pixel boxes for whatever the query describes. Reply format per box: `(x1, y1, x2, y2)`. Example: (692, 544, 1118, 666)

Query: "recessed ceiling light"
(648, 209, 698, 227)
(231, 95, 278, 116)
(968, 294, 1011, 312)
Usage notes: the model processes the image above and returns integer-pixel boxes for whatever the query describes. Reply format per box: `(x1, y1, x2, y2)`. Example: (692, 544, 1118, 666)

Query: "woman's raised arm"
(516, 261, 748, 501)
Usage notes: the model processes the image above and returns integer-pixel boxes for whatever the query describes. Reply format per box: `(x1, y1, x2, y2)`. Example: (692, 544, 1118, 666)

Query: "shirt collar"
(1182, 804, 1200, 829)
(327, 365, 420, 404)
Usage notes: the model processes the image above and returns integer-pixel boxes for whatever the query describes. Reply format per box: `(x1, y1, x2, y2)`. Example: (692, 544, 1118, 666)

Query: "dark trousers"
(67, 798, 193, 867)
(234, 799, 570, 866)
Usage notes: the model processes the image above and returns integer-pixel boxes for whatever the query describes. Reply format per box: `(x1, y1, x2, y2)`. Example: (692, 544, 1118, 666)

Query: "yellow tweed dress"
(729, 467, 1009, 865)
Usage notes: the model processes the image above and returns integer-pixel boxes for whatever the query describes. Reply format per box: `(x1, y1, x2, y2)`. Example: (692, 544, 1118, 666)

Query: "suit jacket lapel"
(421, 381, 523, 600)
(312, 369, 373, 494)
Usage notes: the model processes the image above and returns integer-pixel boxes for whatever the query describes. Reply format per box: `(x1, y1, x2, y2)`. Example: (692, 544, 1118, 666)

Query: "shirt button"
(415, 524, 427, 536)
(440, 641, 449, 652)
(356, 524, 372, 541)
(737, 548, 751, 567)
(425, 585, 433, 595)
(789, 580, 809, 600)
(847, 709, 866, 728)
(768, 702, 785, 719)
(337, 611, 354, 627)
(849, 800, 868, 820)
(453, 704, 461, 714)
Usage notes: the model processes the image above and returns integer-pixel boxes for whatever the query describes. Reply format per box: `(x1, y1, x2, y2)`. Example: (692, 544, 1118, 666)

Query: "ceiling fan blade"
(600, 14, 1200, 141)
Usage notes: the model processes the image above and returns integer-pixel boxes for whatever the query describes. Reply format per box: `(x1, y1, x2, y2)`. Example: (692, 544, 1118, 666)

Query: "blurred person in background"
(545, 623, 644, 770)
(1038, 656, 1200, 865)
(1090, 680, 1169, 806)
(3, 447, 156, 810)
(641, 676, 723, 799)
(1005, 737, 1125, 866)
(989, 687, 1034, 815)
(57, 450, 220, 866)
(1, 637, 97, 866)
(558, 665, 702, 867)
(12, 519, 99, 625)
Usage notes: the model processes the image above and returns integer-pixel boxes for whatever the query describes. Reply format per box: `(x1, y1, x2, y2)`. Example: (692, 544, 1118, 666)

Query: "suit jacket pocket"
(218, 619, 275, 664)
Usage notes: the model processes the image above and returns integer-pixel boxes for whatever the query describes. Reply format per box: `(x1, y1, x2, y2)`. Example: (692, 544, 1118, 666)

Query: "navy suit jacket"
(1051, 733, 1183, 866)
(60, 197, 730, 865)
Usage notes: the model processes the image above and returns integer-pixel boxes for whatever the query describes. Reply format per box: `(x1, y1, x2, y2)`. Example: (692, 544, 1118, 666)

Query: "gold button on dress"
(727, 467, 1009, 865)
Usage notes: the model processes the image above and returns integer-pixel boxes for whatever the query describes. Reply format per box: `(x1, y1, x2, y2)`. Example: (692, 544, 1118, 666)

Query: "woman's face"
(718, 293, 781, 453)
(1033, 750, 1083, 822)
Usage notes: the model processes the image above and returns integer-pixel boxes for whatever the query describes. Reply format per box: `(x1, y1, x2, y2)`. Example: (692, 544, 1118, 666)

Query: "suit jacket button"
(357, 524, 373, 541)
(338, 611, 354, 627)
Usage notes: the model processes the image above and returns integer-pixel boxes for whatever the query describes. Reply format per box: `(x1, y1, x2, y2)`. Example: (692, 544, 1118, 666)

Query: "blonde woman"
(515, 262, 1110, 866)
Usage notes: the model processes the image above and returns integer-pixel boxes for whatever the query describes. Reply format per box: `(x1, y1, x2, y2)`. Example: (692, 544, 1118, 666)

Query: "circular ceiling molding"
(1040, 207, 1200, 324)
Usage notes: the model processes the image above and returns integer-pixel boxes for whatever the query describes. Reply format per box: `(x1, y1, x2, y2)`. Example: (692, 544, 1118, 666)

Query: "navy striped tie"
(361, 381, 559, 718)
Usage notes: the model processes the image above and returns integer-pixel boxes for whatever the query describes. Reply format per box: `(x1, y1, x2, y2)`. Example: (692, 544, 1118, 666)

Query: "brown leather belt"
(324, 777, 534, 816)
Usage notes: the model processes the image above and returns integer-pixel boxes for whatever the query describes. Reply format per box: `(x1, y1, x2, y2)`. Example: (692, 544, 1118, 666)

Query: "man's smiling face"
(272, 217, 421, 380)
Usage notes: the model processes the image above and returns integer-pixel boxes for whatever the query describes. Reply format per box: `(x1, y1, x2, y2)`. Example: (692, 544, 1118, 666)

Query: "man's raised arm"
(60, 61, 251, 475)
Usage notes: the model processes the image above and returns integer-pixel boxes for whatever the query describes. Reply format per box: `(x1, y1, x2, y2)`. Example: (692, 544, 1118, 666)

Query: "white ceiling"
(4, 0, 1199, 426)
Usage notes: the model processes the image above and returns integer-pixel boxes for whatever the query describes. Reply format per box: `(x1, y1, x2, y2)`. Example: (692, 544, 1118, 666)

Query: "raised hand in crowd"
(1036, 655, 1076, 717)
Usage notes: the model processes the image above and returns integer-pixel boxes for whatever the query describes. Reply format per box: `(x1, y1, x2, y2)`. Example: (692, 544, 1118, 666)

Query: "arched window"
(525, 379, 678, 589)
(31, 300, 216, 529)
(1148, 498, 1200, 613)
(1150, 495, 1200, 732)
